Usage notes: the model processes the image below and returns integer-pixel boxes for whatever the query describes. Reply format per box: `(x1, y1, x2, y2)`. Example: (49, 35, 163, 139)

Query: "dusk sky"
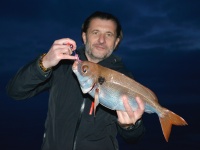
(0, 0, 200, 150)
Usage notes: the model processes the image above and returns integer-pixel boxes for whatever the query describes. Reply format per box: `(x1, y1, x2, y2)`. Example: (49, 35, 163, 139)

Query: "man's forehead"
(88, 18, 117, 32)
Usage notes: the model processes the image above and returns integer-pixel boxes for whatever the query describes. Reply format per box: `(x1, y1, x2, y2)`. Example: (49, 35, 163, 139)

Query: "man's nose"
(98, 34, 105, 43)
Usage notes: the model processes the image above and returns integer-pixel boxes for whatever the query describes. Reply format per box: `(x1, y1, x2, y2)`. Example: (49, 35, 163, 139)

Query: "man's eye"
(93, 31, 98, 35)
(106, 33, 113, 37)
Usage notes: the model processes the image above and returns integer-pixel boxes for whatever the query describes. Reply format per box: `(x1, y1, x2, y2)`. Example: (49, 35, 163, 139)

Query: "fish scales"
(90, 63, 161, 113)
(72, 60, 188, 142)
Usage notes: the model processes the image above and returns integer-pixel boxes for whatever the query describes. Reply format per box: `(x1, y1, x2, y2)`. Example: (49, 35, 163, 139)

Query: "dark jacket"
(7, 46, 145, 150)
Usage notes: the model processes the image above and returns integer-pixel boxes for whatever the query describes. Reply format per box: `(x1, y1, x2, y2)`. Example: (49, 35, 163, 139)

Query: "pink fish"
(72, 60, 188, 142)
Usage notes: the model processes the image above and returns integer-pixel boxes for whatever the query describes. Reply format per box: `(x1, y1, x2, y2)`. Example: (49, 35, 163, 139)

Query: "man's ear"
(114, 37, 120, 49)
(82, 32, 86, 44)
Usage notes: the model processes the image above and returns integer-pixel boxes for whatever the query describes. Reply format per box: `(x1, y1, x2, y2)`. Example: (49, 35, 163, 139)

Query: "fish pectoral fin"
(94, 88, 100, 116)
(89, 88, 100, 116)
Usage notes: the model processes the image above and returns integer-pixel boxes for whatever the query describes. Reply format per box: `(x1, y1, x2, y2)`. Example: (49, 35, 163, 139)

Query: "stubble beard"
(85, 43, 113, 63)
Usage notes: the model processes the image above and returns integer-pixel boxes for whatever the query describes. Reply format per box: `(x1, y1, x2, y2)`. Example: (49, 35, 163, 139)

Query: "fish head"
(72, 60, 99, 93)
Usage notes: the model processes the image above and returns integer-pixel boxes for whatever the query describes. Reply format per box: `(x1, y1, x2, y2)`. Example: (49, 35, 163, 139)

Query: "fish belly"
(89, 82, 157, 114)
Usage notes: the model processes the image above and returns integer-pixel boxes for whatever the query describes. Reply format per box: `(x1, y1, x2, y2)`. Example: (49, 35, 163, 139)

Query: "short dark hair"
(82, 11, 123, 40)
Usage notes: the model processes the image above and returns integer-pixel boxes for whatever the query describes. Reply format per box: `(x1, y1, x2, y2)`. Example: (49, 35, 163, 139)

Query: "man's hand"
(116, 96, 145, 128)
(42, 38, 77, 68)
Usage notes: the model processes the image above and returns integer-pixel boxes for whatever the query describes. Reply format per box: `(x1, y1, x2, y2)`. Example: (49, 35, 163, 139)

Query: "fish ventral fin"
(159, 108, 188, 142)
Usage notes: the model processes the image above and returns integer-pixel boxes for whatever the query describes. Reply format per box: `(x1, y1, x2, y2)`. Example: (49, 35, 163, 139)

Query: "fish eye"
(82, 65, 88, 74)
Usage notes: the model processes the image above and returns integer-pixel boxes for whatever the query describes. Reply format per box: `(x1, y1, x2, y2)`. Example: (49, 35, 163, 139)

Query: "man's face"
(82, 18, 120, 63)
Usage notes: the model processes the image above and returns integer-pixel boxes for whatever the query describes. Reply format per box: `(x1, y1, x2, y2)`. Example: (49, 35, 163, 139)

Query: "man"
(7, 11, 145, 150)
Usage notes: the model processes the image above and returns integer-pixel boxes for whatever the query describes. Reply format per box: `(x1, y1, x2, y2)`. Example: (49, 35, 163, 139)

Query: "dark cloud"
(163, 0, 200, 28)
(115, 0, 200, 54)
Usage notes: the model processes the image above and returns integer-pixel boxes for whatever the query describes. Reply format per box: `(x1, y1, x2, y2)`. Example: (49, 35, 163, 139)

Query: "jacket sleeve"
(6, 56, 52, 100)
(117, 118, 145, 143)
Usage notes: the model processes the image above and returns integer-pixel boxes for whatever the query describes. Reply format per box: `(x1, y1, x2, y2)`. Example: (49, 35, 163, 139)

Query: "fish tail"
(159, 108, 188, 142)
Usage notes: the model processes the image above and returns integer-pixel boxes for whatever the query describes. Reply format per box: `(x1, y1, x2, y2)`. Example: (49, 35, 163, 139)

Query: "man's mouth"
(94, 44, 106, 50)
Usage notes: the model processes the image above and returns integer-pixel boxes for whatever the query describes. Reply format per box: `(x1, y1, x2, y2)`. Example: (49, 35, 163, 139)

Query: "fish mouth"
(72, 60, 80, 71)
(72, 60, 96, 94)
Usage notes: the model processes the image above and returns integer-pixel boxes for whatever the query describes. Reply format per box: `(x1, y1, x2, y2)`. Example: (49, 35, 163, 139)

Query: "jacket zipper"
(72, 98, 86, 150)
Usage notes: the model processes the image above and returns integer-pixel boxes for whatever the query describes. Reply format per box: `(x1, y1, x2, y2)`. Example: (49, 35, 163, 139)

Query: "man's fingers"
(51, 44, 76, 58)
(53, 38, 77, 50)
(135, 96, 145, 113)
(122, 96, 134, 119)
(117, 110, 133, 125)
(62, 55, 77, 60)
(116, 110, 123, 121)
